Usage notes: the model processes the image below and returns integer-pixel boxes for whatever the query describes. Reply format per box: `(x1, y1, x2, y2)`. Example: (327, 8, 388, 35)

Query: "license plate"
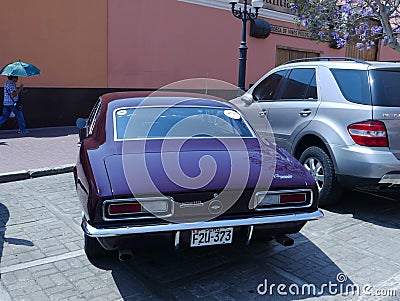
(190, 227, 233, 247)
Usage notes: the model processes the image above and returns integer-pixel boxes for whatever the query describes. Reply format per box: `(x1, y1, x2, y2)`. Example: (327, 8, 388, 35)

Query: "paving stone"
(24, 290, 49, 301)
(0, 174, 400, 300)
(36, 275, 56, 289)
(0, 272, 18, 286)
(30, 265, 59, 278)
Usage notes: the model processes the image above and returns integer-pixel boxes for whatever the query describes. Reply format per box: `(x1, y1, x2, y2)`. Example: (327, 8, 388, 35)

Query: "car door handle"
(299, 109, 312, 117)
(258, 110, 267, 117)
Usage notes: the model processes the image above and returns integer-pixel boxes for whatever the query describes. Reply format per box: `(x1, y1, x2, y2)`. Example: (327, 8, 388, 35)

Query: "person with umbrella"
(0, 61, 40, 134)
(0, 76, 29, 134)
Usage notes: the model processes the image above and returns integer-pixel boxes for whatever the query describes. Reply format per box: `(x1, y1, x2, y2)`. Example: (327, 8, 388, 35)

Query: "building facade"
(1, 0, 399, 129)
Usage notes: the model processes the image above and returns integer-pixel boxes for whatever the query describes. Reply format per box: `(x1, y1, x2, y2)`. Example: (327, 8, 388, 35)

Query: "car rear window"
(370, 69, 400, 107)
(114, 106, 255, 140)
(331, 69, 371, 105)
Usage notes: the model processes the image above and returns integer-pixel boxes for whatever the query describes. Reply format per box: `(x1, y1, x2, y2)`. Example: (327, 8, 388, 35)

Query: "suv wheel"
(299, 146, 342, 206)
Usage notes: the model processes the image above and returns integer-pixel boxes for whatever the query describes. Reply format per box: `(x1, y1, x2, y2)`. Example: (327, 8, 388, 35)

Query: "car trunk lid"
(103, 138, 315, 196)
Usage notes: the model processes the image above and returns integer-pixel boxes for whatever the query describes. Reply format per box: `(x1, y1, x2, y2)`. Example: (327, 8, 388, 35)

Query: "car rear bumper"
(82, 210, 324, 238)
(332, 144, 400, 185)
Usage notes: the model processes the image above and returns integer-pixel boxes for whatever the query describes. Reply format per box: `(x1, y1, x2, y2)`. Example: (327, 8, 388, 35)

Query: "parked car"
(231, 57, 400, 205)
(73, 91, 322, 260)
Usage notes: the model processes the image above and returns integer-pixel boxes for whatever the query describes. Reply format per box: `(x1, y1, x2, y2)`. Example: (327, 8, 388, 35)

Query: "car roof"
(276, 57, 400, 71)
(101, 91, 153, 105)
(101, 91, 233, 109)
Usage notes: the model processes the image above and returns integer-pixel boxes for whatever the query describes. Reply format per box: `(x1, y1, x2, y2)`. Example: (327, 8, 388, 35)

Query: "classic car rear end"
(74, 93, 323, 260)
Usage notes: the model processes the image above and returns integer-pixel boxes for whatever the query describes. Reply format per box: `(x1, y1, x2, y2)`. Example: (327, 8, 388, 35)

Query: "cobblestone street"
(0, 173, 399, 300)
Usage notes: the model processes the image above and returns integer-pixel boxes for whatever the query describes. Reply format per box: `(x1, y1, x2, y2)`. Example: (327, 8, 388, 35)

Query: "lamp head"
(229, 0, 238, 4)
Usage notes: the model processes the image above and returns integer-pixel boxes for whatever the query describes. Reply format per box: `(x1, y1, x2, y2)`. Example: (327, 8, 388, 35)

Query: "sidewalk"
(0, 126, 79, 183)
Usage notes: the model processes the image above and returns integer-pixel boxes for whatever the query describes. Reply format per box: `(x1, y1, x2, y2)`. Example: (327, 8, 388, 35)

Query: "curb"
(0, 164, 75, 184)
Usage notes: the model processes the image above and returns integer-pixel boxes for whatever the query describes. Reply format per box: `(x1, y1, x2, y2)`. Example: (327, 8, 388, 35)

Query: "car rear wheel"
(84, 233, 107, 259)
(299, 146, 342, 206)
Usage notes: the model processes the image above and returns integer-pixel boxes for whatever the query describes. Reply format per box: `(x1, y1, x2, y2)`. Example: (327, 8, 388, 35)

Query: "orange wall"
(0, 0, 108, 88)
(108, 0, 239, 88)
(1, 0, 398, 91)
(108, 0, 344, 89)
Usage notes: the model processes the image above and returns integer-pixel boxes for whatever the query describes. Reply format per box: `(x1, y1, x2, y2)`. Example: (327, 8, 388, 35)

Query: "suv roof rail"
(283, 57, 370, 65)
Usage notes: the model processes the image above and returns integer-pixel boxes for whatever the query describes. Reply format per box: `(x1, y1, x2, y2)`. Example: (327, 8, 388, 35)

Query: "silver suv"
(231, 57, 400, 205)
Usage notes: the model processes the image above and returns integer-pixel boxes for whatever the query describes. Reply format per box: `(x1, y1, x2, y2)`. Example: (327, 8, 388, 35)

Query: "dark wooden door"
(276, 46, 321, 66)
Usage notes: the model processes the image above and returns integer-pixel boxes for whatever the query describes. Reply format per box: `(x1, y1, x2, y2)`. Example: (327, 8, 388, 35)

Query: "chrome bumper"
(331, 144, 400, 180)
(379, 173, 400, 185)
(82, 210, 324, 238)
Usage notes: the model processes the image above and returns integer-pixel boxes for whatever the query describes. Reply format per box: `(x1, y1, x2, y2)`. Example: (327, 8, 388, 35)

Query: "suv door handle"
(299, 109, 312, 117)
(258, 110, 267, 117)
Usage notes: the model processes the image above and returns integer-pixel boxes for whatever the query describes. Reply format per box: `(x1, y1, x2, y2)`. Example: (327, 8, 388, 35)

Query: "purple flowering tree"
(289, 0, 400, 52)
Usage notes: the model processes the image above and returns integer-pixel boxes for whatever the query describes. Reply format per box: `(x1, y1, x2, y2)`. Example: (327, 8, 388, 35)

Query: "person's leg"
(0, 106, 12, 127)
(11, 106, 27, 132)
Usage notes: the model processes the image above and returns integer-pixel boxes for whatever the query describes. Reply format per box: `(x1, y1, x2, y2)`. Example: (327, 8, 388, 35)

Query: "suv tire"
(299, 146, 342, 206)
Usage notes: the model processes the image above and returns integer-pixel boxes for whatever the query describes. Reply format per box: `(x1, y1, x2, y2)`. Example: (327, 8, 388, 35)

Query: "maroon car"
(74, 92, 323, 260)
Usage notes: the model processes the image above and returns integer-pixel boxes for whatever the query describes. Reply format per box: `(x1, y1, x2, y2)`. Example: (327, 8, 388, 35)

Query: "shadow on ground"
(82, 189, 400, 300)
(0, 126, 78, 139)
(0, 203, 33, 279)
(88, 234, 353, 300)
(324, 188, 400, 229)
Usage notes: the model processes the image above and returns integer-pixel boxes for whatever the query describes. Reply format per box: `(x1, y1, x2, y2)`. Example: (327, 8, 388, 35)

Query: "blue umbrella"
(0, 61, 40, 77)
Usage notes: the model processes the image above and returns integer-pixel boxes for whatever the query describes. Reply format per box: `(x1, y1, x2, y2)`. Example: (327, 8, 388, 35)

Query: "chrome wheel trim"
(303, 157, 324, 191)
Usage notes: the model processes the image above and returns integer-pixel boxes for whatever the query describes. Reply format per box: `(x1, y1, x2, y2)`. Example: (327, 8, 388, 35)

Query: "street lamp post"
(229, 0, 264, 92)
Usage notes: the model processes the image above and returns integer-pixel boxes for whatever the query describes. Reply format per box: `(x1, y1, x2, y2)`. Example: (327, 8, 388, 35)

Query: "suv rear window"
(370, 69, 400, 107)
(331, 69, 371, 105)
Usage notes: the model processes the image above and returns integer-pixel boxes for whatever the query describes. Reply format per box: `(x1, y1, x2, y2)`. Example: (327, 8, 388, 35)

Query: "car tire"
(299, 146, 342, 206)
(84, 234, 107, 259)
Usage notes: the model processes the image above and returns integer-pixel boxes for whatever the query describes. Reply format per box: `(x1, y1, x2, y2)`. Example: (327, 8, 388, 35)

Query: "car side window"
(87, 98, 102, 136)
(279, 68, 316, 100)
(331, 69, 370, 105)
(305, 73, 317, 100)
(253, 70, 286, 101)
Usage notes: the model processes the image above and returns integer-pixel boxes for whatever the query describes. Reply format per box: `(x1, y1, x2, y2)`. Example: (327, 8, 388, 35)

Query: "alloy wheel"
(303, 157, 324, 191)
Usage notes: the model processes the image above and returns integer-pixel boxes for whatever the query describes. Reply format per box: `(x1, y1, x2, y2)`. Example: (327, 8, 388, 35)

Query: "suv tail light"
(347, 121, 388, 147)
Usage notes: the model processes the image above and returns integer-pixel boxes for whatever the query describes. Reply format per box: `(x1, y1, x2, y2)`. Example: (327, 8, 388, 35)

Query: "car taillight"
(347, 121, 388, 147)
(104, 197, 173, 220)
(107, 199, 170, 217)
(279, 193, 306, 204)
(109, 203, 142, 215)
(255, 191, 308, 208)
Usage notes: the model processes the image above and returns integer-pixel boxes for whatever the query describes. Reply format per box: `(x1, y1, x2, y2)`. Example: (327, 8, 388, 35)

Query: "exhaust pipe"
(275, 234, 294, 247)
(118, 249, 134, 261)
